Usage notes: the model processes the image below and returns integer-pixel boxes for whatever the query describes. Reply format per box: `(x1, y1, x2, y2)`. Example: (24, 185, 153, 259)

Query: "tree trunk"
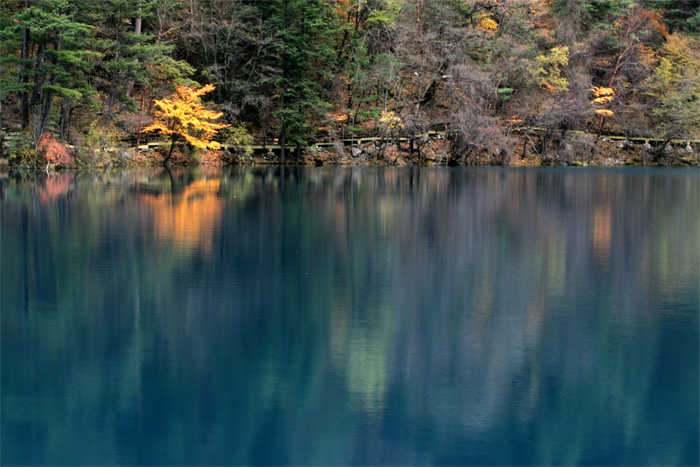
(279, 127, 286, 164)
(135, 86, 148, 149)
(105, 36, 122, 128)
(20, 0, 32, 129)
(125, 7, 142, 98)
(35, 88, 54, 148)
(164, 138, 177, 165)
(33, 37, 61, 148)
(59, 98, 71, 140)
(29, 41, 46, 109)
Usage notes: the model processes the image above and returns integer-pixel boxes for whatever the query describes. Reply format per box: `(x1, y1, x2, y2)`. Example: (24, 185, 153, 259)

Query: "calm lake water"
(1, 167, 698, 466)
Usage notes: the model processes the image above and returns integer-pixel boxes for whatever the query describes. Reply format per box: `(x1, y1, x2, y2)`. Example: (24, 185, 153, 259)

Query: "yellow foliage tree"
(142, 84, 230, 164)
(530, 47, 570, 93)
(590, 86, 616, 135)
(476, 13, 498, 33)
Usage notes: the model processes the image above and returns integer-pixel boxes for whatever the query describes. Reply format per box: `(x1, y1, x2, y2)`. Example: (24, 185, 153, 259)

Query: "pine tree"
(258, 0, 338, 162)
(4, 0, 97, 145)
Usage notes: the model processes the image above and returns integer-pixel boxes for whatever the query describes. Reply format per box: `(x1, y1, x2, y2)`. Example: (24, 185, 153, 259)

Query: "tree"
(647, 0, 700, 35)
(141, 84, 230, 164)
(529, 46, 570, 93)
(258, 0, 338, 162)
(590, 86, 615, 135)
(3, 0, 97, 146)
(646, 32, 700, 141)
(97, 0, 159, 128)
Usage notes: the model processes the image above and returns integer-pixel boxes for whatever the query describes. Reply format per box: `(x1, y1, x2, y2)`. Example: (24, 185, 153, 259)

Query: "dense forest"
(1, 0, 699, 166)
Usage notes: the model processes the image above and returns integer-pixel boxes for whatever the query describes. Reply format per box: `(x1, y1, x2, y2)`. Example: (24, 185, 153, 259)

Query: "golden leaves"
(591, 86, 614, 97)
(142, 84, 230, 150)
(477, 13, 498, 33)
(530, 46, 570, 93)
(378, 110, 403, 130)
(590, 86, 614, 105)
(590, 87, 615, 118)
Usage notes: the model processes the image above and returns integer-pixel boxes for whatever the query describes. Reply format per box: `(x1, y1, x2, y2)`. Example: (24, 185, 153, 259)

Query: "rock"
(643, 142, 652, 152)
(685, 143, 693, 154)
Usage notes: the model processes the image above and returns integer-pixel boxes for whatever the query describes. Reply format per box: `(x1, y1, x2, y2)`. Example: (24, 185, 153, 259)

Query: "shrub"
(6, 131, 40, 167)
(38, 133, 74, 168)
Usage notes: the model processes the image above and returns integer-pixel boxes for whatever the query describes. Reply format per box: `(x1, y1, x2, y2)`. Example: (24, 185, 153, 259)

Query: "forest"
(1, 0, 699, 166)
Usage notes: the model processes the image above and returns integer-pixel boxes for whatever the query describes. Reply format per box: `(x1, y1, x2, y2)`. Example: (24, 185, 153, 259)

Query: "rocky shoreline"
(2, 133, 697, 170)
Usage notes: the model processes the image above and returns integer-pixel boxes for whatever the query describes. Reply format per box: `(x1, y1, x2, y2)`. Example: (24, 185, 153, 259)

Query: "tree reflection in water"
(1, 167, 698, 465)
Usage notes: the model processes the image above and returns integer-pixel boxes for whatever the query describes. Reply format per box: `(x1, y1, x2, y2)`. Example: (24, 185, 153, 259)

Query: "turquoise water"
(1, 167, 698, 465)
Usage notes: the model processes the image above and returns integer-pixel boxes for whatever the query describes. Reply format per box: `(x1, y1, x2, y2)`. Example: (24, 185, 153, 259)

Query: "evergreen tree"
(258, 0, 338, 162)
(7, 0, 97, 145)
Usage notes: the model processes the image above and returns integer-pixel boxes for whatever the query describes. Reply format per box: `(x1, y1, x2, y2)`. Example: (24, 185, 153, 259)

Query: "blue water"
(2, 167, 698, 465)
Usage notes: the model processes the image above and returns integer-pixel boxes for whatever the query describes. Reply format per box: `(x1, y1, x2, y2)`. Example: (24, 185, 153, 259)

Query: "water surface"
(2, 167, 698, 465)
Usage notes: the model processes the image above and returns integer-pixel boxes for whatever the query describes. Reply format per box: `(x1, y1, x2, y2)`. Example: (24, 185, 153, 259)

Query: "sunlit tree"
(141, 84, 230, 164)
(590, 86, 615, 135)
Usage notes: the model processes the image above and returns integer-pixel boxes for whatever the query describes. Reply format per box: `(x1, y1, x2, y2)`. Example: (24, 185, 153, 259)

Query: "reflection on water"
(141, 174, 223, 255)
(1, 167, 698, 465)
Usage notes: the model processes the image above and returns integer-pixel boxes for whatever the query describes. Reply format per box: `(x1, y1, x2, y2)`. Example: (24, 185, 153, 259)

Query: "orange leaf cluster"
(590, 86, 615, 105)
(330, 112, 349, 122)
(39, 133, 73, 167)
(590, 87, 615, 118)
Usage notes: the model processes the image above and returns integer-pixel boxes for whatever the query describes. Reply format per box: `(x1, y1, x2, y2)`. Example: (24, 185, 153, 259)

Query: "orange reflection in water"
(592, 205, 612, 263)
(39, 173, 74, 204)
(142, 177, 223, 254)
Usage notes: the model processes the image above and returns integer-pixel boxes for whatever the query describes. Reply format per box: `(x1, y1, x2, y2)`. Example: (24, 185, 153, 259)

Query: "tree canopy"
(1, 0, 698, 165)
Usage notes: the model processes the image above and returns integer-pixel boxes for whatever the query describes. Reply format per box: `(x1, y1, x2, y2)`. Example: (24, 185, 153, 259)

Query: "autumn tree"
(646, 32, 700, 141)
(141, 84, 230, 164)
(530, 46, 570, 93)
(585, 5, 667, 135)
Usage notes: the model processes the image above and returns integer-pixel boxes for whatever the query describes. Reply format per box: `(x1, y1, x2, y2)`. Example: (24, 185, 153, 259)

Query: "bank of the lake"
(2, 131, 698, 170)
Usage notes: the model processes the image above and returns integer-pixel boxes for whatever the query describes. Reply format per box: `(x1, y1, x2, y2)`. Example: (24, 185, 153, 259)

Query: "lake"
(1, 167, 698, 465)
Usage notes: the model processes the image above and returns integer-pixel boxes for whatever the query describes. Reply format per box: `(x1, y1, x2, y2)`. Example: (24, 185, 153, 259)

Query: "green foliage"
(646, 33, 700, 140)
(6, 132, 40, 167)
(529, 46, 570, 92)
(223, 124, 254, 157)
(645, 0, 700, 36)
(258, 0, 338, 153)
(0, 0, 696, 161)
(584, 0, 635, 21)
(366, 0, 403, 26)
(497, 88, 514, 100)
